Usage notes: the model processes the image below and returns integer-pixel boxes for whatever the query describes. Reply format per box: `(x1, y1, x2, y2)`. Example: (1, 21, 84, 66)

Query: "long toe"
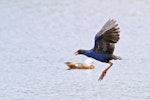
(98, 70, 107, 81)
(98, 65, 112, 81)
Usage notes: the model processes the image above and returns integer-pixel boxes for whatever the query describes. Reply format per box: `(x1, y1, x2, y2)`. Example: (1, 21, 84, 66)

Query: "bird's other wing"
(94, 19, 120, 54)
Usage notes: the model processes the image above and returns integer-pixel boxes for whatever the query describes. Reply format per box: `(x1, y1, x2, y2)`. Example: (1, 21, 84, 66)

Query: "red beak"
(74, 51, 79, 55)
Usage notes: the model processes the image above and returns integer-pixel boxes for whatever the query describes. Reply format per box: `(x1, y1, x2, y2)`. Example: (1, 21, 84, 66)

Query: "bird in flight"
(74, 19, 122, 81)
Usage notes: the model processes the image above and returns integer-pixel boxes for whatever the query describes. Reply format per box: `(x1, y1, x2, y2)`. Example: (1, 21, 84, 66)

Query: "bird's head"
(74, 49, 85, 55)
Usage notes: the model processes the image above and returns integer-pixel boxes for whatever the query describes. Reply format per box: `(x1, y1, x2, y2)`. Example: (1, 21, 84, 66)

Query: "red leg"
(98, 62, 113, 81)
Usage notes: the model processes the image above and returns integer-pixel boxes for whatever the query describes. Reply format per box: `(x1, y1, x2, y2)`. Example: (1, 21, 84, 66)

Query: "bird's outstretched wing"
(94, 19, 120, 54)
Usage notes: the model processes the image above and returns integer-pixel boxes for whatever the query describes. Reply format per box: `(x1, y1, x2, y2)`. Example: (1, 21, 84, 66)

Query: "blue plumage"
(83, 49, 111, 63)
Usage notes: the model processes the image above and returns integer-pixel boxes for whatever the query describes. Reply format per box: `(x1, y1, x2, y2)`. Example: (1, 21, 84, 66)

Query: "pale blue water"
(0, 0, 150, 100)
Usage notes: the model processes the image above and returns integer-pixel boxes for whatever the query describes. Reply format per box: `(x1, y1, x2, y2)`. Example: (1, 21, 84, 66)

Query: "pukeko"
(74, 19, 122, 81)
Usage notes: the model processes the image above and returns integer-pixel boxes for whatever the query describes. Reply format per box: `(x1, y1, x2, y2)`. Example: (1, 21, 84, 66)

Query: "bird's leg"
(98, 62, 113, 81)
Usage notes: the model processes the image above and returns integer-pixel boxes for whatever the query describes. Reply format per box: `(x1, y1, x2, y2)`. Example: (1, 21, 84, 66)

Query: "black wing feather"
(94, 19, 120, 54)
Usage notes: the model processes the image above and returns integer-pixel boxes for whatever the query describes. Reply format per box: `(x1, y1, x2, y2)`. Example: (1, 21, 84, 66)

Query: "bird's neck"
(81, 49, 93, 56)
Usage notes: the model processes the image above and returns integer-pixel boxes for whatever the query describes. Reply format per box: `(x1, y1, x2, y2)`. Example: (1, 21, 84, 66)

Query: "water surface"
(0, 0, 150, 100)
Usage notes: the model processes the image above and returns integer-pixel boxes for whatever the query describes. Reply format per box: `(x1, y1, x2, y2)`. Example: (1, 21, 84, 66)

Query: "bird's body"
(78, 49, 118, 63)
(86, 52, 110, 62)
(74, 19, 121, 80)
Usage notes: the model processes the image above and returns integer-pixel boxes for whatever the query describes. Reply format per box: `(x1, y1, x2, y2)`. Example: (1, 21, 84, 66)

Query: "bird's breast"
(86, 52, 109, 62)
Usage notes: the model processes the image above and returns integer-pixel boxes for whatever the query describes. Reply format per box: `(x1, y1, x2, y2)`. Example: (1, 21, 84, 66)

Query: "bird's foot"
(98, 70, 107, 81)
(98, 66, 111, 81)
